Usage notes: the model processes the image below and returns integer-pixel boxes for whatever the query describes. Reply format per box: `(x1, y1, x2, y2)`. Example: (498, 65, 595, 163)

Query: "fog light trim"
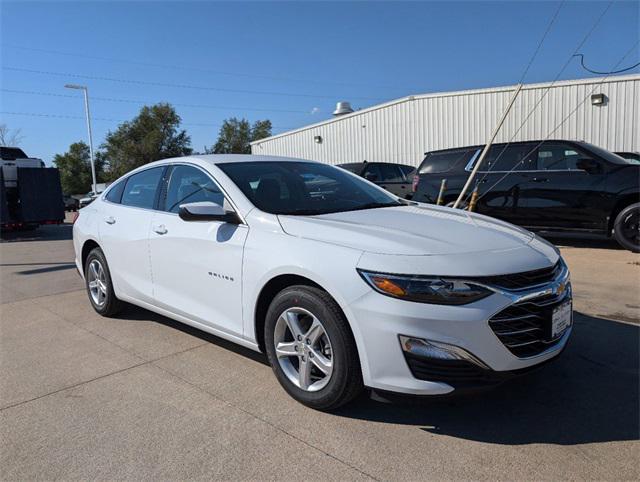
(399, 335, 489, 369)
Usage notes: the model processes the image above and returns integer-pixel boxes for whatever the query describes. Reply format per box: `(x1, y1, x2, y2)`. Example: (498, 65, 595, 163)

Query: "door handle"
(531, 177, 549, 183)
(104, 216, 116, 225)
(153, 224, 168, 235)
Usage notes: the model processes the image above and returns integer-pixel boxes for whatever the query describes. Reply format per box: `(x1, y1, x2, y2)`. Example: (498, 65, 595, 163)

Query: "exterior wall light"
(591, 93, 607, 106)
(314, 135, 323, 144)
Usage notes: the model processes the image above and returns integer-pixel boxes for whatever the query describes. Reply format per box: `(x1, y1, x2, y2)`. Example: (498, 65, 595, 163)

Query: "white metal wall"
(251, 75, 639, 166)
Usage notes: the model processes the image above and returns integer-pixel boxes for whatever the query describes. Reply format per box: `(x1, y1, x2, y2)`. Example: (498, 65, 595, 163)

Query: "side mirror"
(576, 158, 601, 174)
(364, 172, 378, 182)
(178, 201, 241, 224)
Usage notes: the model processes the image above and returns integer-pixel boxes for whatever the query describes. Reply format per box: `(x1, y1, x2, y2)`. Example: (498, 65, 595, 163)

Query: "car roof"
(424, 139, 581, 155)
(160, 154, 320, 166)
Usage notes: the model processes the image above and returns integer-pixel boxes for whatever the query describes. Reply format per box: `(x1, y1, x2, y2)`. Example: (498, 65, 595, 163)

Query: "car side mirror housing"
(178, 201, 241, 224)
(576, 158, 601, 174)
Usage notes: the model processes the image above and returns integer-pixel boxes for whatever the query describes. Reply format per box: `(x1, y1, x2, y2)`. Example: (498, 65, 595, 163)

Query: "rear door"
(99, 166, 165, 303)
(519, 141, 608, 231)
(474, 143, 537, 225)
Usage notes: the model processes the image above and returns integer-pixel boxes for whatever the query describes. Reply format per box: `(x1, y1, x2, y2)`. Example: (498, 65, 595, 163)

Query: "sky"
(1, 0, 639, 164)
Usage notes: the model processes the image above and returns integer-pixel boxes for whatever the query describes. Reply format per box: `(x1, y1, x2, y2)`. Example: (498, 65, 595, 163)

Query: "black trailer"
(0, 167, 65, 230)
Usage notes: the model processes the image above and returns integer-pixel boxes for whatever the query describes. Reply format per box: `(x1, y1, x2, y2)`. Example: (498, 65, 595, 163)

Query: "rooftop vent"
(333, 101, 354, 116)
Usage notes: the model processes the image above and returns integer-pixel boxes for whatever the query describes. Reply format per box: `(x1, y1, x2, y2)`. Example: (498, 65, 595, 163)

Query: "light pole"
(64, 84, 97, 194)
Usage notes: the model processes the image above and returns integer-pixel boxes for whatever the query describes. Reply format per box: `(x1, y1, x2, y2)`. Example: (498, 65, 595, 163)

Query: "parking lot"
(1, 218, 638, 480)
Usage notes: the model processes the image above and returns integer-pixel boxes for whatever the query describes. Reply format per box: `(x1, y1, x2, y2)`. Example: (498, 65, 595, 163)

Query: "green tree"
(53, 141, 105, 194)
(102, 103, 192, 179)
(210, 118, 272, 154)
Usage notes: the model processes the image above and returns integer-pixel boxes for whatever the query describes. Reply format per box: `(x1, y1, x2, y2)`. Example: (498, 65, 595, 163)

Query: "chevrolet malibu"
(73, 155, 573, 409)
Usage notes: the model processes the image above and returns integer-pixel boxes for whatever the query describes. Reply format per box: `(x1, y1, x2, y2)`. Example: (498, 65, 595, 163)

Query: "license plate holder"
(551, 301, 572, 339)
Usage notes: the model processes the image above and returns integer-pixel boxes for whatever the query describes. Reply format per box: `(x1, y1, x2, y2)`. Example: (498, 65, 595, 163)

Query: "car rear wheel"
(613, 202, 640, 253)
(264, 285, 363, 410)
(84, 247, 123, 316)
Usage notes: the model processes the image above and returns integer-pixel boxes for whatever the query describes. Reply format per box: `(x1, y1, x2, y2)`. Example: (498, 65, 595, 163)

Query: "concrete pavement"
(1, 224, 638, 480)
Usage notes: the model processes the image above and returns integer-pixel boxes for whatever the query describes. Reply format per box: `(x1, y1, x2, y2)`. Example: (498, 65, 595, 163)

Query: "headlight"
(357, 269, 492, 305)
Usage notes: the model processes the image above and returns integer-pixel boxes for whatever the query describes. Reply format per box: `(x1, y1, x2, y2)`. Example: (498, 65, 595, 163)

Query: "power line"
(573, 53, 640, 75)
(4, 44, 416, 92)
(0, 110, 296, 130)
(0, 88, 316, 114)
(476, 40, 639, 204)
(2, 66, 384, 102)
(466, 0, 615, 202)
(518, 0, 566, 84)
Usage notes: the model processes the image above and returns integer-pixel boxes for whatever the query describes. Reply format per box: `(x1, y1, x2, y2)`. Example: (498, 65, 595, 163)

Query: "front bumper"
(348, 262, 572, 396)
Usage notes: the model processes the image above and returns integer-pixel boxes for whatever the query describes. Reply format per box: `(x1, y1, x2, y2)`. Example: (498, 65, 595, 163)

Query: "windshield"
(581, 142, 638, 165)
(217, 161, 403, 215)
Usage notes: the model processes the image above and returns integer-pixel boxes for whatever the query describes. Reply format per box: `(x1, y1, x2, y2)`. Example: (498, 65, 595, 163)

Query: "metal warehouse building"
(251, 74, 639, 166)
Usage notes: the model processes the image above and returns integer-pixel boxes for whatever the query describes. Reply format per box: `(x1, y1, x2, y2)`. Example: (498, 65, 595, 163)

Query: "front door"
(519, 141, 609, 231)
(148, 164, 248, 336)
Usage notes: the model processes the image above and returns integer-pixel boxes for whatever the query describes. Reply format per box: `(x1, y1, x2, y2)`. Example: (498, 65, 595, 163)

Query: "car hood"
(278, 204, 537, 256)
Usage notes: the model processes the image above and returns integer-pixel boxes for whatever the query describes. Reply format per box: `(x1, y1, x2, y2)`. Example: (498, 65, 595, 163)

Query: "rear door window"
(120, 167, 164, 210)
(419, 149, 477, 174)
(480, 144, 537, 172)
(376, 164, 404, 182)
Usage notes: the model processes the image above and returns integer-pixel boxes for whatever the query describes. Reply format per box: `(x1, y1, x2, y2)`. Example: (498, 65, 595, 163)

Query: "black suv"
(338, 161, 415, 198)
(413, 140, 640, 252)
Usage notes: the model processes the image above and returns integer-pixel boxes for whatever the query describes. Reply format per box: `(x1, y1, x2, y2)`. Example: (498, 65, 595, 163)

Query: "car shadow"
(0, 224, 73, 243)
(538, 233, 624, 251)
(117, 304, 638, 446)
(333, 312, 639, 445)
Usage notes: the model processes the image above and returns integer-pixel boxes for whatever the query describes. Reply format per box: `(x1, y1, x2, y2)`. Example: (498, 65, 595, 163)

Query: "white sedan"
(73, 155, 573, 409)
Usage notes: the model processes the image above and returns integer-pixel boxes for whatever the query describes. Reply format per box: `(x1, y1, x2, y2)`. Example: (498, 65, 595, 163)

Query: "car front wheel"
(264, 285, 363, 410)
(613, 202, 640, 253)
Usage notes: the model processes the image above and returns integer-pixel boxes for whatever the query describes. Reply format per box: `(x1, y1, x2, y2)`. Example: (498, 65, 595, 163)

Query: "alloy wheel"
(273, 307, 333, 392)
(87, 259, 108, 307)
(621, 209, 640, 248)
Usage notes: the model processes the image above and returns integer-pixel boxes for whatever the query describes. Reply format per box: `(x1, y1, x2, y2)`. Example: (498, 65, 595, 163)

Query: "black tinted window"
(105, 180, 125, 203)
(399, 165, 416, 177)
(419, 149, 476, 174)
(481, 144, 536, 171)
(164, 165, 224, 213)
(121, 167, 163, 209)
(537, 142, 592, 170)
(218, 161, 400, 215)
(377, 164, 404, 182)
(338, 163, 362, 174)
(0, 147, 28, 160)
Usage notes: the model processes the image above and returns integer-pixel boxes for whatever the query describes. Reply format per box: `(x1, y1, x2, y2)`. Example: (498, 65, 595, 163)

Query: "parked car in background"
(412, 140, 640, 252)
(63, 194, 79, 211)
(615, 151, 640, 163)
(74, 154, 572, 409)
(79, 191, 99, 209)
(338, 161, 415, 198)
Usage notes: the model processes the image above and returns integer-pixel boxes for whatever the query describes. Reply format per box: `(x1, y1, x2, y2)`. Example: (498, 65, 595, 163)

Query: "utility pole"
(64, 84, 97, 194)
(453, 83, 523, 209)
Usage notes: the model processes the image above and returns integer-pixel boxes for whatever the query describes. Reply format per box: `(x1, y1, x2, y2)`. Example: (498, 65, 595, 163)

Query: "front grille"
(488, 288, 571, 358)
(474, 261, 562, 291)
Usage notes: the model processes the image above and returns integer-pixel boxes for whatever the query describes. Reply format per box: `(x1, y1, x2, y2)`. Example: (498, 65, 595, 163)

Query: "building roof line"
(251, 74, 640, 145)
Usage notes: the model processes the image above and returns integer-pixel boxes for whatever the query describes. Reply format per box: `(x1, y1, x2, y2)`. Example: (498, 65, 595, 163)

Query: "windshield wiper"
(340, 201, 405, 212)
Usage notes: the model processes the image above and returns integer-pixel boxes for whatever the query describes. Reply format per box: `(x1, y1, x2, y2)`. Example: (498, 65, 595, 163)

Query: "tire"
(613, 202, 640, 253)
(84, 247, 124, 316)
(264, 285, 363, 410)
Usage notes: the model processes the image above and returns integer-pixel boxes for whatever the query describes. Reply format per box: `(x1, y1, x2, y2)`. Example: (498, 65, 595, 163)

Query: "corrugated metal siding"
(252, 75, 640, 166)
